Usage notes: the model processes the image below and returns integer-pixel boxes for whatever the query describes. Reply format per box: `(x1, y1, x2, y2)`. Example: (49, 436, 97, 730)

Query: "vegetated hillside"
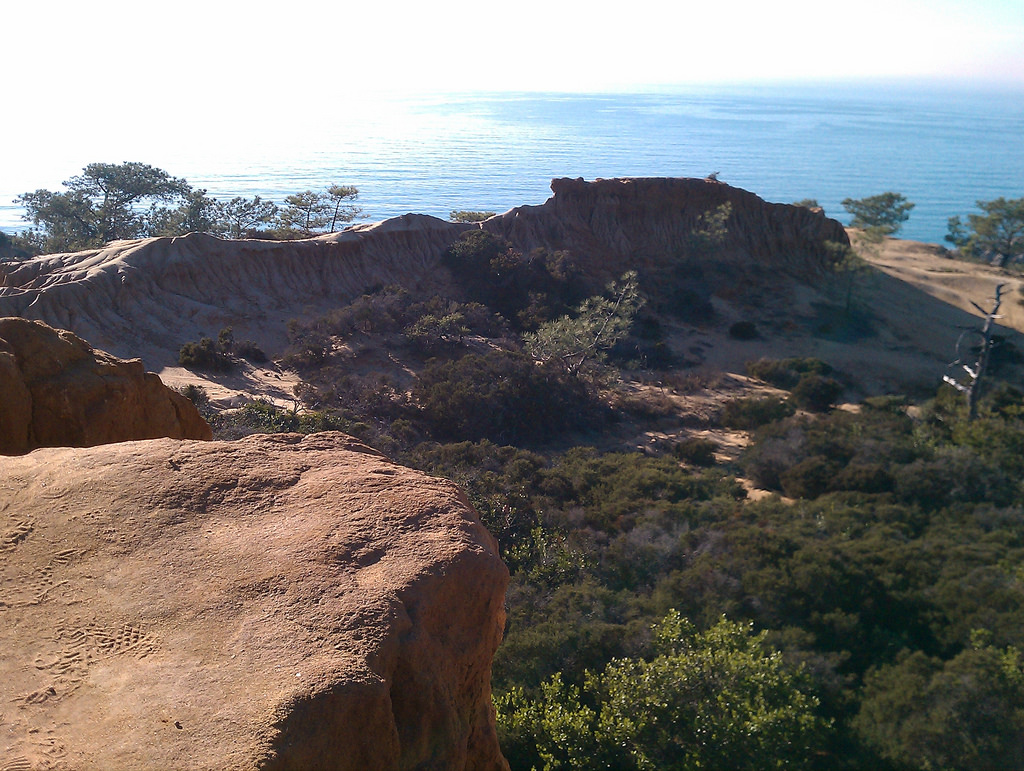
(7, 177, 1024, 769)
(172, 188, 1020, 768)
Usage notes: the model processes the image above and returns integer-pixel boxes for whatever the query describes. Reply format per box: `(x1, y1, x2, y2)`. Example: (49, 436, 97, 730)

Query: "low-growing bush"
(179, 383, 209, 407)
(791, 374, 844, 412)
(832, 462, 895, 494)
(179, 326, 264, 371)
(229, 400, 301, 432)
(609, 388, 678, 420)
(442, 231, 586, 328)
(720, 396, 795, 430)
(894, 447, 1017, 509)
(607, 337, 676, 370)
(403, 312, 469, 353)
(235, 339, 267, 363)
(211, 400, 352, 437)
(282, 327, 331, 370)
(633, 313, 665, 341)
(414, 350, 601, 444)
(178, 384, 214, 419)
(673, 437, 719, 466)
(747, 357, 833, 389)
(780, 455, 839, 498)
(178, 337, 233, 372)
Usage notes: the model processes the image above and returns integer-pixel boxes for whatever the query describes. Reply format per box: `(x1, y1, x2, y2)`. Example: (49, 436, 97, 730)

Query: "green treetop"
(18, 161, 191, 252)
(947, 197, 1024, 267)
(841, 192, 915, 237)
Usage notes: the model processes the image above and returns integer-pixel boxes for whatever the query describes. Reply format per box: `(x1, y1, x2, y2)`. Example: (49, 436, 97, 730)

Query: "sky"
(5, 0, 1023, 101)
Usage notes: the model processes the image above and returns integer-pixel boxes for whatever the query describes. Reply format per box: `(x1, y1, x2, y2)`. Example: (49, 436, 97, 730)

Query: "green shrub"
(790, 374, 844, 412)
(894, 447, 1016, 509)
(178, 326, 259, 371)
(780, 455, 838, 498)
(496, 612, 829, 771)
(213, 400, 351, 436)
(297, 410, 351, 434)
(741, 407, 920, 494)
(450, 210, 496, 222)
(861, 394, 908, 413)
(442, 231, 585, 328)
(0, 230, 39, 259)
(178, 384, 214, 420)
(178, 337, 233, 371)
(409, 298, 504, 338)
(403, 312, 469, 353)
(831, 463, 895, 494)
(285, 286, 411, 345)
(673, 437, 719, 466)
(232, 400, 300, 432)
(235, 339, 267, 363)
(747, 357, 833, 389)
(179, 383, 209, 409)
(537, 448, 743, 534)
(739, 420, 809, 490)
(413, 350, 599, 444)
(854, 644, 1024, 771)
(607, 337, 676, 370)
(721, 396, 795, 430)
(282, 327, 331, 370)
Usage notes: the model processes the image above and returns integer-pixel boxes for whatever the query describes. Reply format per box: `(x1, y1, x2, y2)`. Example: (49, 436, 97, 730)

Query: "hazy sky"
(5, 0, 1023, 101)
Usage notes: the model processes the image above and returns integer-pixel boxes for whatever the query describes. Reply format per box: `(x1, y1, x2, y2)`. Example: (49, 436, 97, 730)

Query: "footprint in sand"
(0, 521, 33, 551)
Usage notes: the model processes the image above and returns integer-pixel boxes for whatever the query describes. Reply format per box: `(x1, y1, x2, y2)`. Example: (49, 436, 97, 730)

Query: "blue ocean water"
(3, 84, 1022, 244)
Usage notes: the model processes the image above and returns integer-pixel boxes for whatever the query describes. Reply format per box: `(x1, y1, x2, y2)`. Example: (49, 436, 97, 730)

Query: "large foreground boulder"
(0, 317, 211, 454)
(0, 432, 510, 770)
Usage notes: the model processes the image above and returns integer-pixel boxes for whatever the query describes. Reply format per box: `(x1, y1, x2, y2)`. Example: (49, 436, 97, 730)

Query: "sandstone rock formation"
(484, 177, 849, 279)
(0, 215, 472, 363)
(0, 432, 509, 770)
(0, 317, 211, 455)
(0, 179, 846, 367)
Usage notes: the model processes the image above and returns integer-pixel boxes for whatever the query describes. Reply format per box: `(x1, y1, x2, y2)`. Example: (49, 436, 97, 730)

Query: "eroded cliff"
(0, 179, 847, 367)
(484, 177, 848, 278)
(0, 215, 471, 363)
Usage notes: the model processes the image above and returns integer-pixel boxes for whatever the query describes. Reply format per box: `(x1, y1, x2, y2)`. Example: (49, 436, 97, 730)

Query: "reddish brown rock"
(484, 176, 850, 280)
(0, 317, 211, 454)
(0, 432, 510, 770)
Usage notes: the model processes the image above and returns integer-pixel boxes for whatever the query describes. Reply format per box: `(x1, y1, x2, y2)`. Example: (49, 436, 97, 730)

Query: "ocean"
(2, 83, 1022, 245)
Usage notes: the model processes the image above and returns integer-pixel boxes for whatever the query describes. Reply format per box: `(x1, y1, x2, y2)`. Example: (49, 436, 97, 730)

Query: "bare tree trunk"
(943, 284, 1006, 421)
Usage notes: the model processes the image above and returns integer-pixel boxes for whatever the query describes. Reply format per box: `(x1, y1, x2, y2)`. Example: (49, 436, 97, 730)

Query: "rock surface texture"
(0, 179, 846, 365)
(0, 317, 211, 455)
(0, 432, 510, 770)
